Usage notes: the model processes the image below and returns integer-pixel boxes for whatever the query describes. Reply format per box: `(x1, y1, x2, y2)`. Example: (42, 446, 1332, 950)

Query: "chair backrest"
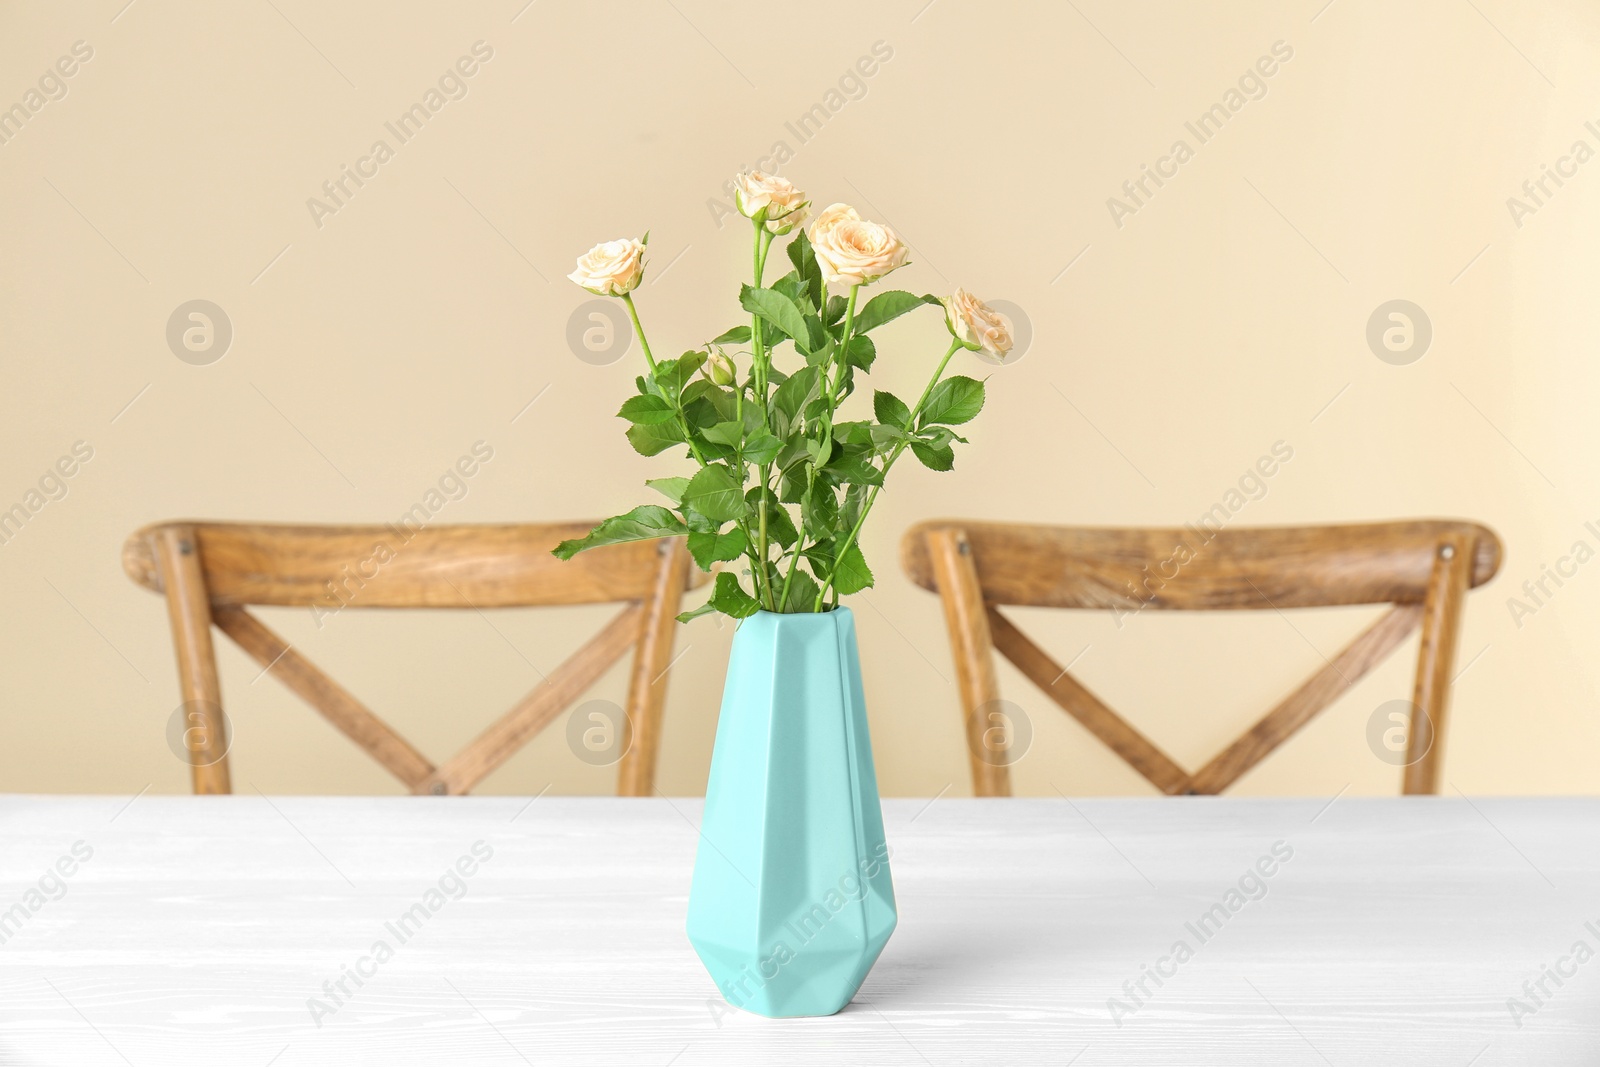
(123, 521, 703, 796)
(901, 520, 1502, 796)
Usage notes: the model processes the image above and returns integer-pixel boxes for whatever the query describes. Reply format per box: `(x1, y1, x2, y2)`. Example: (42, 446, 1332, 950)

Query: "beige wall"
(2, 0, 1597, 797)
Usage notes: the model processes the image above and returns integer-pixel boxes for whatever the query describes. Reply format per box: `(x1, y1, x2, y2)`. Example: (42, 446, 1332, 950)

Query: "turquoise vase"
(686, 606, 897, 1018)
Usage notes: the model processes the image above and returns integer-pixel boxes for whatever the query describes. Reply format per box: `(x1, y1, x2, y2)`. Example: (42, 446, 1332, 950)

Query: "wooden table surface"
(0, 794, 1596, 1065)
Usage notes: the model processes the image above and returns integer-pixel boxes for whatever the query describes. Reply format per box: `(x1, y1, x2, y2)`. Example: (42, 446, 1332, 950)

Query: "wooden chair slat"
(1404, 533, 1476, 795)
(1184, 603, 1423, 794)
(153, 525, 231, 794)
(421, 603, 644, 796)
(212, 606, 437, 789)
(124, 522, 690, 608)
(987, 607, 1189, 795)
(615, 539, 693, 797)
(926, 528, 1011, 797)
(902, 520, 1501, 611)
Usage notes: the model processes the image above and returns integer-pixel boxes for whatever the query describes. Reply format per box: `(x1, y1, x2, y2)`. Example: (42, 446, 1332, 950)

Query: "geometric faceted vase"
(687, 606, 897, 1017)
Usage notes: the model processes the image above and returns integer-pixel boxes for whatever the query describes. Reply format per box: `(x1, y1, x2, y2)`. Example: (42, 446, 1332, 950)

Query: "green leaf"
(802, 483, 839, 537)
(801, 334, 833, 368)
(681, 378, 735, 412)
(843, 334, 876, 371)
(799, 314, 828, 355)
(740, 285, 809, 343)
(852, 291, 941, 335)
(834, 367, 859, 405)
(741, 431, 782, 466)
(747, 487, 798, 549)
(824, 294, 849, 327)
(775, 436, 810, 474)
(691, 440, 737, 463)
(682, 507, 718, 534)
(772, 271, 807, 305)
(654, 350, 707, 400)
(687, 526, 748, 570)
(786, 229, 824, 309)
(868, 423, 906, 450)
(828, 542, 874, 595)
(841, 483, 868, 531)
(771, 367, 819, 431)
(682, 465, 746, 522)
(777, 568, 821, 613)
(711, 325, 751, 345)
(682, 386, 737, 434)
(709, 571, 762, 619)
(645, 477, 690, 505)
(824, 453, 884, 486)
(778, 468, 807, 504)
(703, 419, 779, 465)
(701, 420, 744, 448)
(873, 390, 910, 429)
(910, 438, 955, 471)
(769, 503, 800, 549)
(626, 419, 687, 456)
(552, 506, 687, 560)
(918, 375, 986, 427)
(675, 599, 721, 624)
(919, 425, 967, 447)
(831, 420, 872, 445)
(617, 394, 677, 425)
(808, 541, 874, 596)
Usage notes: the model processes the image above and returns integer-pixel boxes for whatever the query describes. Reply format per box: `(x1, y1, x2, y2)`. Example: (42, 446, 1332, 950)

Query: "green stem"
(623, 294, 691, 460)
(621, 293, 659, 377)
(826, 284, 861, 413)
(776, 542, 804, 611)
(751, 226, 774, 399)
(626, 292, 763, 585)
(776, 465, 815, 611)
(751, 222, 778, 611)
(908, 339, 964, 414)
(813, 339, 963, 610)
(778, 286, 860, 613)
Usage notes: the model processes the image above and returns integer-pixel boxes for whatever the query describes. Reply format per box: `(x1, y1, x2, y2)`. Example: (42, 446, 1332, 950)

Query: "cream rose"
(734, 170, 808, 223)
(943, 288, 1014, 359)
(808, 206, 909, 287)
(808, 202, 860, 240)
(765, 202, 809, 235)
(567, 237, 647, 296)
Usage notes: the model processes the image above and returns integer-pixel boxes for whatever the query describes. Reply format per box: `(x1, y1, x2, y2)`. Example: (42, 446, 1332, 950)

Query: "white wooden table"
(1, 795, 1596, 1065)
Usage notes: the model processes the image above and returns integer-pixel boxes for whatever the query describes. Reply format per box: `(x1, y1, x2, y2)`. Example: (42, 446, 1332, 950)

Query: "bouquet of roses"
(554, 170, 1013, 620)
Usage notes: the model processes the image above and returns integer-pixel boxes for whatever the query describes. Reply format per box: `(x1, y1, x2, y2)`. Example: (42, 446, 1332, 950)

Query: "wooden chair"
(901, 520, 1502, 796)
(123, 521, 705, 796)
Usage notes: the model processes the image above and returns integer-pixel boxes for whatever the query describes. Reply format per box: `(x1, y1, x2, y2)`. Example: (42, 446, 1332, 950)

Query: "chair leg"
(616, 539, 691, 797)
(926, 528, 1012, 797)
(152, 526, 231, 794)
(1404, 535, 1473, 795)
